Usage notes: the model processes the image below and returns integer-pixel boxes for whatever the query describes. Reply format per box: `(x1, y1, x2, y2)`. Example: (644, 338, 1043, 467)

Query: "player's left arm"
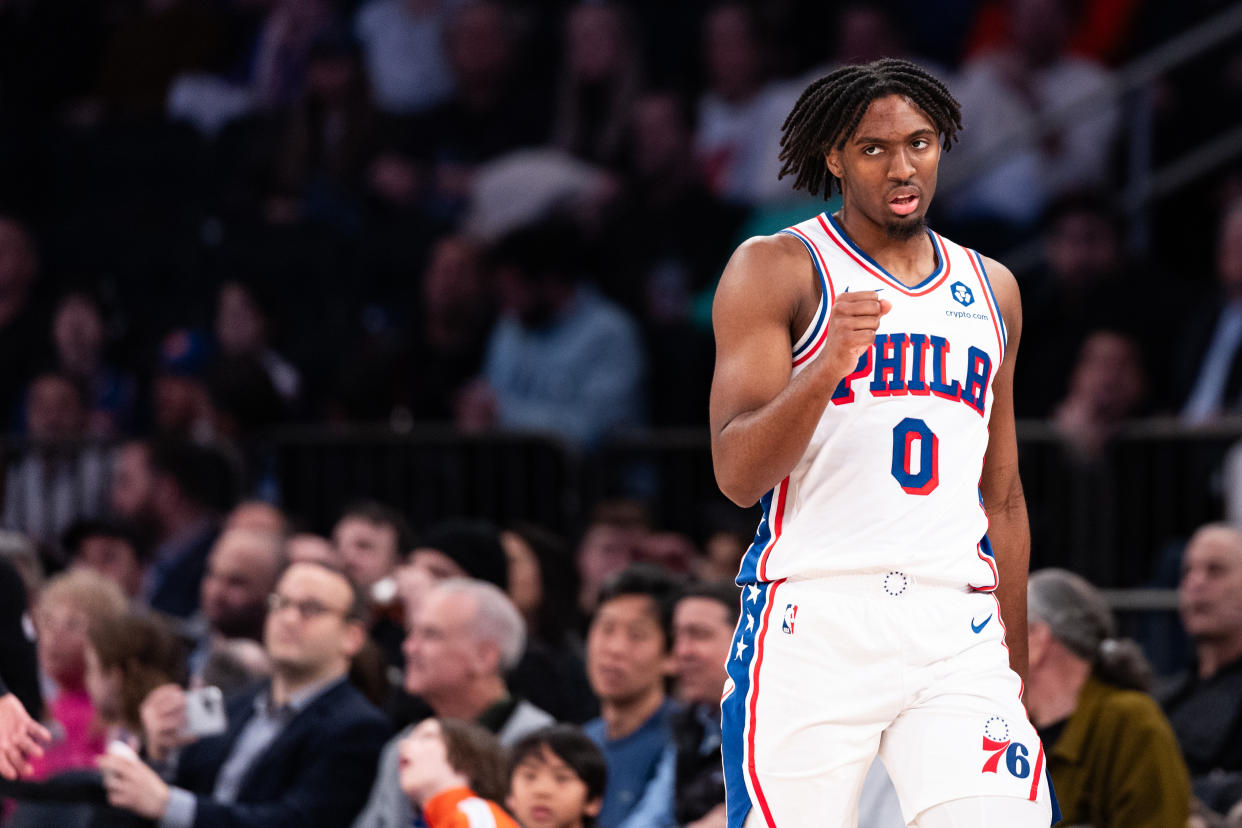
(977, 255, 1031, 687)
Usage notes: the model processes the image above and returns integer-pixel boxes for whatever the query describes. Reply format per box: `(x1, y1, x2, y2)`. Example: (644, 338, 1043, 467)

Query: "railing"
(3, 420, 1239, 588)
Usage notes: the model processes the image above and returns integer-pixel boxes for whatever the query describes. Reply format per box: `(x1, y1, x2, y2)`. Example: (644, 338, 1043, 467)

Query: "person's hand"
(686, 803, 728, 828)
(98, 751, 170, 819)
(139, 684, 194, 763)
(0, 692, 50, 779)
(817, 290, 891, 388)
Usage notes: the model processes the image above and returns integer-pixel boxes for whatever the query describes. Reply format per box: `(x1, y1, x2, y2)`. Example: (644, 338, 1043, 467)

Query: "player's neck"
(832, 208, 935, 286)
(600, 686, 665, 741)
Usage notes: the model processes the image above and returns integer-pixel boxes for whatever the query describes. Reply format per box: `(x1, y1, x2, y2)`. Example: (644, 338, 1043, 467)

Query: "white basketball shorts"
(721, 571, 1056, 827)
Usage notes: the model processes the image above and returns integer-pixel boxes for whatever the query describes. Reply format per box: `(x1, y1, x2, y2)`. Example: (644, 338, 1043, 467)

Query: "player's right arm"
(710, 235, 889, 507)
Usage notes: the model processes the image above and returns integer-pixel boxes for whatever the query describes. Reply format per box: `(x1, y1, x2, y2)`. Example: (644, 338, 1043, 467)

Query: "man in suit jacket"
(98, 561, 391, 827)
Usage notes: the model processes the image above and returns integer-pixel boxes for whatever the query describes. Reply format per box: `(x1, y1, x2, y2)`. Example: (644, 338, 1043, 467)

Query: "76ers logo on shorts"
(981, 716, 1031, 779)
(782, 604, 798, 634)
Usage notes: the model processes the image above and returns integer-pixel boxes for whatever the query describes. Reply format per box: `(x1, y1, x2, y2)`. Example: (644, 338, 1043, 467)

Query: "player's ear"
(584, 795, 603, 818)
(825, 146, 844, 180)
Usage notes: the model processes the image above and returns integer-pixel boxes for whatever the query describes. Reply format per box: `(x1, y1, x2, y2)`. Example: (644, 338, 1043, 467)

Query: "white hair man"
(352, 578, 553, 828)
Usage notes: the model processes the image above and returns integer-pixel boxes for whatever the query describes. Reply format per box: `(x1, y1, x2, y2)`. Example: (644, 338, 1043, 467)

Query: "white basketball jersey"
(736, 212, 1008, 589)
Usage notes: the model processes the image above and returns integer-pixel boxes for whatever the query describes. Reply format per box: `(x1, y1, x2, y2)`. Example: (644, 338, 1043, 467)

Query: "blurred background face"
(448, 3, 510, 88)
(566, 5, 624, 83)
(35, 598, 90, 689)
(264, 564, 358, 677)
(402, 589, 480, 698)
(0, 218, 36, 295)
(110, 443, 154, 522)
(508, 744, 598, 828)
(53, 295, 105, 375)
(501, 531, 542, 623)
(334, 516, 400, 589)
(423, 237, 487, 326)
(398, 719, 452, 802)
(673, 597, 733, 705)
(576, 524, 641, 613)
(27, 375, 86, 439)
(1046, 210, 1121, 286)
(202, 530, 283, 638)
(586, 594, 670, 705)
(631, 93, 690, 180)
(1219, 207, 1242, 296)
(1180, 528, 1242, 640)
(1009, 0, 1071, 64)
(1066, 331, 1146, 420)
(703, 4, 761, 100)
(216, 283, 268, 357)
(73, 535, 143, 599)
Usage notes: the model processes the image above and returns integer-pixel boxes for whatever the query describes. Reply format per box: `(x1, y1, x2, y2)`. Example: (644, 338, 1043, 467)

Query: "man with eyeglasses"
(97, 561, 391, 827)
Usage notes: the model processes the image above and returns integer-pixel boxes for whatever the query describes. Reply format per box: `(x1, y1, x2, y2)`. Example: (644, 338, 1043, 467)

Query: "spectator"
(248, 0, 337, 109)
(1175, 199, 1242, 422)
(1026, 568, 1190, 827)
(405, 235, 496, 423)
(583, 564, 681, 828)
(1018, 193, 1162, 417)
(507, 724, 607, 828)
(397, 717, 517, 828)
(109, 441, 155, 539)
(189, 529, 287, 678)
(102, 561, 390, 826)
(50, 291, 137, 436)
(285, 532, 340, 568)
(501, 524, 596, 724)
(29, 570, 128, 779)
(1161, 524, 1242, 813)
(459, 216, 646, 446)
(1050, 329, 1149, 460)
(135, 439, 235, 618)
(353, 578, 553, 828)
(3, 372, 109, 545)
(944, 0, 1119, 232)
(576, 501, 649, 617)
(151, 328, 215, 441)
(333, 500, 415, 667)
(0, 555, 43, 751)
(353, 0, 453, 116)
(214, 281, 302, 407)
(671, 581, 736, 826)
(62, 518, 147, 601)
(85, 611, 187, 746)
(0, 216, 47, 428)
(223, 500, 288, 538)
(552, 3, 642, 169)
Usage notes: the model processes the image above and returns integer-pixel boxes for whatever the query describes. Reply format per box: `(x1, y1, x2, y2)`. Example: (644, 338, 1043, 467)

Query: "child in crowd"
(507, 725, 606, 828)
(398, 717, 517, 828)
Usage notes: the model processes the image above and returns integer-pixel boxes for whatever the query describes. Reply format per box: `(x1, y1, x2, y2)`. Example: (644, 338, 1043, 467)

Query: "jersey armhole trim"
(780, 228, 834, 357)
(968, 248, 1008, 348)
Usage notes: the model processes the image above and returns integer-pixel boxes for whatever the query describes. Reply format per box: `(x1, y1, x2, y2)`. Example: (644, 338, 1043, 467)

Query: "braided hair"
(778, 58, 963, 199)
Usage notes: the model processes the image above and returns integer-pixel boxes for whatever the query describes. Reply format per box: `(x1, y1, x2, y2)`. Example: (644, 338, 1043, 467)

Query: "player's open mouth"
(889, 193, 920, 216)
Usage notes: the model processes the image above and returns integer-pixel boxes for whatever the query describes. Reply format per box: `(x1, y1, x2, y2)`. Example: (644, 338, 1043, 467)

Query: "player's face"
(1180, 528, 1242, 640)
(508, 745, 601, 828)
(673, 597, 734, 705)
(827, 94, 940, 241)
(586, 595, 672, 704)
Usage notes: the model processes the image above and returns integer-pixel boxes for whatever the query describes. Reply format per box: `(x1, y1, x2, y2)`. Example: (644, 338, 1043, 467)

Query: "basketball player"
(710, 60, 1058, 827)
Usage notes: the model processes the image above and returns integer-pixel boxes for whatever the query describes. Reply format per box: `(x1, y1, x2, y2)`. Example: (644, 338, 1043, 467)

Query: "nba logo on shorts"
(782, 603, 798, 634)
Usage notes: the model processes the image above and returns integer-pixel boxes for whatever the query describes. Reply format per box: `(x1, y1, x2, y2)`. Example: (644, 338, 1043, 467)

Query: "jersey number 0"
(891, 417, 939, 495)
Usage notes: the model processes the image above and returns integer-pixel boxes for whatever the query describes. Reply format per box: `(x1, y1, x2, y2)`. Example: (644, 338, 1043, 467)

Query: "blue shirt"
(584, 699, 679, 828)
(485, 287, 645, 446)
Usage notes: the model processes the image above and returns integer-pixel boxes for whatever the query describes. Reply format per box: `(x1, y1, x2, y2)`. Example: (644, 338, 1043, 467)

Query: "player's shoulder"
(714, 232, 815, 324)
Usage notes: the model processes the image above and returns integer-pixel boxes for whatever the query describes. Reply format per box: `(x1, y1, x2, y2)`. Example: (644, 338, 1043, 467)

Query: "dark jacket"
(174, 678, 391, 827)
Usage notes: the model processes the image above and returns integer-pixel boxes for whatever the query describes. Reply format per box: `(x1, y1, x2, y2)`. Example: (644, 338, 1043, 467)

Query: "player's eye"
(911, 139, 930, 149)
(862, 146, 881, 156)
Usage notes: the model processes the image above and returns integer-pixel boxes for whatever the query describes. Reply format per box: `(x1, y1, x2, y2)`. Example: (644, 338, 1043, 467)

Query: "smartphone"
(183, 686, 227, 738)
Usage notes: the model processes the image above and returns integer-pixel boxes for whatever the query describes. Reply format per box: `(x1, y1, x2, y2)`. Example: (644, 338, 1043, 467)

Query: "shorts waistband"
(774, 570, 975, 597)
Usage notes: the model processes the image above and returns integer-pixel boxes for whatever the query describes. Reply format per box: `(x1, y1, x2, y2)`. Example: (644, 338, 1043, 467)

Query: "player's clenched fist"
(816, 290, 891, 386)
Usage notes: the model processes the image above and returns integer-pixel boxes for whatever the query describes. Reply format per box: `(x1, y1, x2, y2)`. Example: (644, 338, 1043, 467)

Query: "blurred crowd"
(1, 0, 1242, 825)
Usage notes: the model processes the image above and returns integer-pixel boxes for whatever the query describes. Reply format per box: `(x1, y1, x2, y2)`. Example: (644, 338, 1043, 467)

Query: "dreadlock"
(778, 58, 963, 199)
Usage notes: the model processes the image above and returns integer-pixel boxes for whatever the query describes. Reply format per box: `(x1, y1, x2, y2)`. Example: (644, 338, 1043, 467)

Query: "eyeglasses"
(266, 593, 352, 621)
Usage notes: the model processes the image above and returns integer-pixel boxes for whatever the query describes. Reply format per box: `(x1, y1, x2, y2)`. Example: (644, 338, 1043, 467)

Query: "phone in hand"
(182, 686, 227, 738)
